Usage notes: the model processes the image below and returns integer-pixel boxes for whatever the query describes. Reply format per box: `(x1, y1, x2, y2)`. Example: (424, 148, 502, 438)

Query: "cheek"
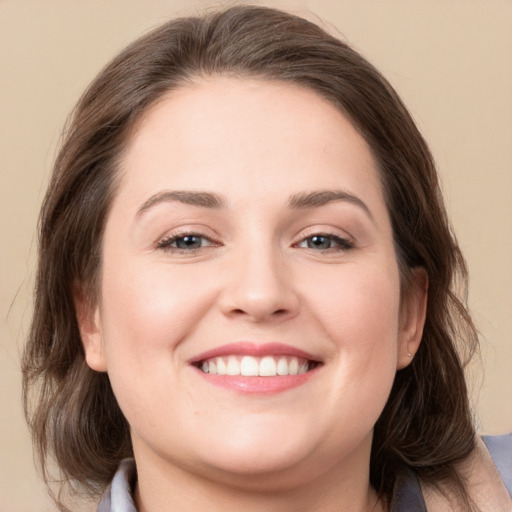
(302, 261, 401, 348)
(302, 261, 401, 402)
(98, 257, 218, 366)
(96, 258, 221, 430)
(274, 261, 402, 454)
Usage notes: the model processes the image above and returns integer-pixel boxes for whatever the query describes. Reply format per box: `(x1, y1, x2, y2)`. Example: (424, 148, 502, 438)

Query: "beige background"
(1, 0, 511, 510)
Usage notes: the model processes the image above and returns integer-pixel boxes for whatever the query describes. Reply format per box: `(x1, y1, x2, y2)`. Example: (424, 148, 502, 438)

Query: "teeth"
(289, 358, 299, 375)
(199, 355, 311, 377)
(240, 356, 259, 376)
(260, 356, 277, 376)
(276, 357, 288, 376)
(227, 356, 240, 376)
(217, 357, 227, 375)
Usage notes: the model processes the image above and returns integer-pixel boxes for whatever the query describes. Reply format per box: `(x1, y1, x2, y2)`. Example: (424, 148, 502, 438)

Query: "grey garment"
(483, 433, 512, 499)
(97, 435, 512, 512)
(390, 469, 426, 511)
(97, 459, 137, 512)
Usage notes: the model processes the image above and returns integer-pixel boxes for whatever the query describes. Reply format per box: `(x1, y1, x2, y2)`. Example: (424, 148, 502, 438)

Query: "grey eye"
(157, 233, 216, 252)
(306, 235, 334, 249)
(174, 235, 204, 249)
(297, 234, 354, 251)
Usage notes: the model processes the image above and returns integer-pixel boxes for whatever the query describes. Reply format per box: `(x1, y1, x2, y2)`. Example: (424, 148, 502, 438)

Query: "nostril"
(233, 308, 289, 316)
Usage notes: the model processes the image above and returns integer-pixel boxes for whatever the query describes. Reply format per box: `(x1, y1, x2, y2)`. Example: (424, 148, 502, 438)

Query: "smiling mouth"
(195, 355, 319, 377)
(189, 342, 322, 393)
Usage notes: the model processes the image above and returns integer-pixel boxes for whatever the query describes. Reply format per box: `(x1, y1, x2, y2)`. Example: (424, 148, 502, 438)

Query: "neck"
(133, 444, 384, 512)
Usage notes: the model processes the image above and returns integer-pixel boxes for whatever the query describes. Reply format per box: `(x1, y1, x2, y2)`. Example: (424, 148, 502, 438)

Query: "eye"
(297, 234, 354, 251)
(157, 233, 218, 252)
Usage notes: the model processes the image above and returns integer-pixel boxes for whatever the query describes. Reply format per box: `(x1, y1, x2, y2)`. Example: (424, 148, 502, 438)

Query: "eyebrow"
(288, 189, 374, 222)
(136, 188, 374, 222)
(137, 190, 224, 216)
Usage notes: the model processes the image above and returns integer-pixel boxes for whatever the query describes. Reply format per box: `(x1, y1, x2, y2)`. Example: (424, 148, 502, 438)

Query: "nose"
(219, 245, 300, 323)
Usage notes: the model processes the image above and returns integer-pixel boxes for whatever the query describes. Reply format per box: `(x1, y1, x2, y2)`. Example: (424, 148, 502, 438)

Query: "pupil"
(309, 236, 330, 249)
(177, 236, 201, 249)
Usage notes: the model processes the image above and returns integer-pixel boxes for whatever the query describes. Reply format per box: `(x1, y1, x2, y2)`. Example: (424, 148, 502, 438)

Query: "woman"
(22, 5, 511, 512)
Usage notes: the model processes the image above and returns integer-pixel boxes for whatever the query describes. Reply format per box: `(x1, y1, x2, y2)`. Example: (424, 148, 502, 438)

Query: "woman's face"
(80, 78, 425, 489)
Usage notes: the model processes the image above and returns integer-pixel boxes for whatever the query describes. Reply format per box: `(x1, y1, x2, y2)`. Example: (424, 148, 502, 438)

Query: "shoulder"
(392, 434, 512, 512)
(482, 433, 512, 498)
(420, 434, 512, 512)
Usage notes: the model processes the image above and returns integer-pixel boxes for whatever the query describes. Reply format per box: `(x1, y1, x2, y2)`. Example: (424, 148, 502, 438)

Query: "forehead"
(115, 77, 387, 220)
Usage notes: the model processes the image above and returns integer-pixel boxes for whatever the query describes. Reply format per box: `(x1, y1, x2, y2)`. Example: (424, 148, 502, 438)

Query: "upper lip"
(188, 342, 321, 364)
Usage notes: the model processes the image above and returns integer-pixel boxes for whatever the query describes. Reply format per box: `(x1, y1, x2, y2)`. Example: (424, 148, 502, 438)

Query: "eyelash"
(156, 231, 355, 254)
(295, 233, 355, 252)
(156, 232, 219, 253)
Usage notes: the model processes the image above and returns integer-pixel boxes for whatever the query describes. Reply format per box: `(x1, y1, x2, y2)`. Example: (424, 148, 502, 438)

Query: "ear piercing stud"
(407, 352, 413, 358)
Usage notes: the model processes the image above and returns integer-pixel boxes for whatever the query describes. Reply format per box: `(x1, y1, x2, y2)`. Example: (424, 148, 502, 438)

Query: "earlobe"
(73, 281, 107, 372)
(397, 268, 428, 370)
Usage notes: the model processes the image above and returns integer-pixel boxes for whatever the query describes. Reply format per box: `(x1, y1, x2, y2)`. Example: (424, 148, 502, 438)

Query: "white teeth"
(276, 357, 288, 376)
(240, 356, 259, 376)
(289, 358, 299, 375)
(227, 356, 240, 376)
(259, 356, 277, 376)
(199, 355, 312, 377)
(217, 357, 227, 375)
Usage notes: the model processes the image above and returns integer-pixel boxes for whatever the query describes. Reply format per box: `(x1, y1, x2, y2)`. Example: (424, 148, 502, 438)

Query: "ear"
(396, 268, 428, 370)
(73, 281, 107, 372)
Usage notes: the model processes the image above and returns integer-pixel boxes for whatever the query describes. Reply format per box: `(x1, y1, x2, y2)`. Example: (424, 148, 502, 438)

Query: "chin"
(185, 423, 333, 488)
(201, 451, 323, 492)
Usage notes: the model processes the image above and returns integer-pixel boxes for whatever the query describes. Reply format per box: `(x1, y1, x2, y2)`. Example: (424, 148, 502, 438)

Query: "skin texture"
(77, 78, 427, 512)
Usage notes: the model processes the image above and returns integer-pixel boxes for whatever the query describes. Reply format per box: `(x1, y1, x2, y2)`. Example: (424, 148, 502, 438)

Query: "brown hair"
(22, 5, 478, 510)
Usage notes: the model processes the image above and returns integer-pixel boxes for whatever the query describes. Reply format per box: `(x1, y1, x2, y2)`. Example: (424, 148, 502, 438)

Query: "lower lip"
(193, 367, 319, 394)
